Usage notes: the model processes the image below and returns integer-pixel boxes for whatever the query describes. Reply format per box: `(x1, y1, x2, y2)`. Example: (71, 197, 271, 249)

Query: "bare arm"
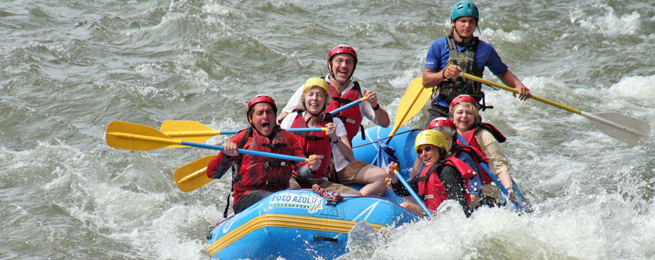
(495, 169, 515, 199)
(498, 70, 530, 100)
(277, 85, 304, 123)
(363, 90, 390, 127)
(326, 122, 354, 162)
(334, 135, 354, 162)
(423, 65, 460, 89)
(372, 107, 390, 127)
(422, 68, 444, 89)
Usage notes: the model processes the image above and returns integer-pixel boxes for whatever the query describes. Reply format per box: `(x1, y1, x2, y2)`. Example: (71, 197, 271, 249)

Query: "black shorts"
(233, 190, 274, 213)
(427, 103, 449, 127)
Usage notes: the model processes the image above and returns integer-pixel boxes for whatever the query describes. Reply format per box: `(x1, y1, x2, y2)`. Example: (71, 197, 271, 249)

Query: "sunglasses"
(416, 146, 432, 154)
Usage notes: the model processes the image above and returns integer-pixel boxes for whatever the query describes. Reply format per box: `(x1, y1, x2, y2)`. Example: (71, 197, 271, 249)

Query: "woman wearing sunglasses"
(385, 129, 474, 217)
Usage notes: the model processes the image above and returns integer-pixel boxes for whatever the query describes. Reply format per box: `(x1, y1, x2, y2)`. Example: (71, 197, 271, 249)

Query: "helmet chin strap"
(453, 26, 474, 44)
(248, 118, 277, 138)
(328, 61, 353, 87)
(304, 109, 324, 126)
(452, 20, 481, 46)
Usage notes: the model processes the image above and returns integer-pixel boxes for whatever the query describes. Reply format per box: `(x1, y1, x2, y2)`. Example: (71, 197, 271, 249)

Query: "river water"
(1, 0, 654, 259)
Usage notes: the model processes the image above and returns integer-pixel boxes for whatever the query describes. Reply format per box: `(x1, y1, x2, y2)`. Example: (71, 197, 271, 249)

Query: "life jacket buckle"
(264, 179, 280, 186)
(263, 160, 286, 170)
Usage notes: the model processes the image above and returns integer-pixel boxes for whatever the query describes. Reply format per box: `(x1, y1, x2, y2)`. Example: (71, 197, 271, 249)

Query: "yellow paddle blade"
(106, 121, 179, 151)
(161, 120, 221, 148)
(389, 77, 433, 136)
(174, 155, 216, 192)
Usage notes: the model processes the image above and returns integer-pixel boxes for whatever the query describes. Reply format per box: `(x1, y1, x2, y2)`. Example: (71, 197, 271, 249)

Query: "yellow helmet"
(303, 77, 329, 94)
(414, 129, 448, 152)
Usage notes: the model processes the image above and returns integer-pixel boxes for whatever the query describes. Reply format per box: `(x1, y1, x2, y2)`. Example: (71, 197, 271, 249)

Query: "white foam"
(608, 75, 655, 100)
(575, 6, 641, 36)
(480, 28, 525, 44)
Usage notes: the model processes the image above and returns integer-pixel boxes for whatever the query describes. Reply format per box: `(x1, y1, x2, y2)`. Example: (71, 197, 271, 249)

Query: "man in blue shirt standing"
(422, 1, 531, 124)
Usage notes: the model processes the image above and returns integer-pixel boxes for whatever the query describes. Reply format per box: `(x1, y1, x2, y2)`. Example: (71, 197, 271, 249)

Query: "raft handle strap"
(311, 184, 344, 205)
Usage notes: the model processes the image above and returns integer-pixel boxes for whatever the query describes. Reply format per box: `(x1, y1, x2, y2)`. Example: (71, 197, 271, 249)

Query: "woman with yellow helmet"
(385, 129, 474, 217)
(279, 77, 360, 194)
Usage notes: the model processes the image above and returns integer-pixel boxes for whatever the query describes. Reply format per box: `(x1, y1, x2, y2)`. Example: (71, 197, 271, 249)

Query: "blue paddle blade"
(375, 140, 398, 169)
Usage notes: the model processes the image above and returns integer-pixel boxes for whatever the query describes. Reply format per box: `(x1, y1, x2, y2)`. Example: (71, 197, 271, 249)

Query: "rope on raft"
(311, 184, 344, 204)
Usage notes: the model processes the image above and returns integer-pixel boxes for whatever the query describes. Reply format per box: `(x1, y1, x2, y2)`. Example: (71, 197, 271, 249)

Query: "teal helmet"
(451, 1, 479, 21)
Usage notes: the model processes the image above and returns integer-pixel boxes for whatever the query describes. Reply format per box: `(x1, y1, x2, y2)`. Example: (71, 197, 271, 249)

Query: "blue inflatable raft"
(205, 190, 418, 259)
(206, 126, 422, 259)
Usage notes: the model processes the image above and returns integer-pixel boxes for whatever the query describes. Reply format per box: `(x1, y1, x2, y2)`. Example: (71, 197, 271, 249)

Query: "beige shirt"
(475, 129, 509, 175)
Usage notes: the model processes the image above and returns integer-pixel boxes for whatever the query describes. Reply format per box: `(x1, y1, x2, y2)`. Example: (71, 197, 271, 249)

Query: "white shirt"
(281, 75, 377, 122)
(280, 111, 351, 171)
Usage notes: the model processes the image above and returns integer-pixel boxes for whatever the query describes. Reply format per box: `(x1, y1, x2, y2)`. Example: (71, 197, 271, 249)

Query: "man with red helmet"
(207, 95, 321, 214)
(277, 45, 390, 197)
(421, 1, 530, 126)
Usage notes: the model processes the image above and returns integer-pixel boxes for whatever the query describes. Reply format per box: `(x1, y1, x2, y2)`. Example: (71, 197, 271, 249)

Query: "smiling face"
(302, 86, 327, 114)
(417, 144, 440, 166)
(452, 17, 477, 38)
(248, 102, 276, 137)
(329, 53, 355, 84)
(451, 103, 478, 133)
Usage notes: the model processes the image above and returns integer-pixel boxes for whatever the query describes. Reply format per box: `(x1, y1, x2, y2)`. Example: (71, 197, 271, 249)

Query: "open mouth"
(423, 156, 434, 165)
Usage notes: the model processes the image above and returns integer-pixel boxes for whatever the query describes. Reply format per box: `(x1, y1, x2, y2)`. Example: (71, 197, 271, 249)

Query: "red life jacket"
(453, 143, 492, 185)
(232, 128, 295, 205)
(458, 122, 505, 185)
(289, 112, 333, 178)
(326, 81, 363, 141)
(417, 157, 475, 211)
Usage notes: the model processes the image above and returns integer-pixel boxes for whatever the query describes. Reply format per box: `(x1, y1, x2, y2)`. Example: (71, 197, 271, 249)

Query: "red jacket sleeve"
(206, 131, 248, 179)
(285, 130, 308, 167)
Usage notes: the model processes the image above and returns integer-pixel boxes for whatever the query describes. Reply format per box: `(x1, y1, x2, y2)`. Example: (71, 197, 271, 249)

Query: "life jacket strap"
(263, 160, 287, 170)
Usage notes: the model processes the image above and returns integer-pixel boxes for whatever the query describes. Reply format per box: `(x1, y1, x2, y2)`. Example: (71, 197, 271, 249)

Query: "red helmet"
(428, 117, 456, 130)
(449, 94, 478, 109)
(328, 45, 357, 62)
(328, 45, 358, 82)
(247, 95, 277, 115)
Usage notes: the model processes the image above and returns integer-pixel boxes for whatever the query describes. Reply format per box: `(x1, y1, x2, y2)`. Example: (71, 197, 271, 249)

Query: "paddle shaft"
(107, 132, 308, 162)
(177, 167, 206, 184)
(395, 171, 434, 219)
(164, 127, 324, 138)
(169, 97, 366, 190)
(328, 97, 367, 115)
(461, 73, 581, 112)
(456, 134, 526, 211)
(164, 96, 362, 140)
(461, 73, 646, 137)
